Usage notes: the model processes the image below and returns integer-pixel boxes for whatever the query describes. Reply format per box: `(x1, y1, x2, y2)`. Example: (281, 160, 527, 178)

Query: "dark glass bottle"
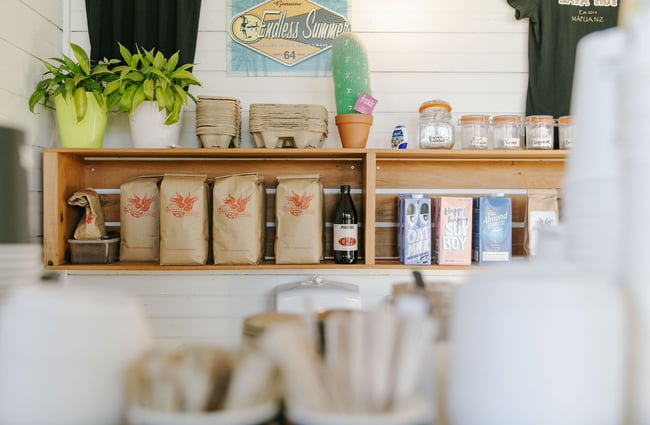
(333, 185, 358, 264)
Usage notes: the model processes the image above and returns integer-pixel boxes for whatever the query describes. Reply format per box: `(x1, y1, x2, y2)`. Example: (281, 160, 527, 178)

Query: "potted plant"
(105, 43, 201, 148)
(28, 43, 118, 148)
(331, 33, 373, 149)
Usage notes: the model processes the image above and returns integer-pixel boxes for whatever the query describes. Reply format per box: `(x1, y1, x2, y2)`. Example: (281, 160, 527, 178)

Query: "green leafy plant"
(105, 43, 201, 125)
(28, 43, 119, 121)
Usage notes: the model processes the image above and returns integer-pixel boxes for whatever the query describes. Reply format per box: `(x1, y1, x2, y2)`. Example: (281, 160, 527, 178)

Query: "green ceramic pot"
(54, 92, 108, 148)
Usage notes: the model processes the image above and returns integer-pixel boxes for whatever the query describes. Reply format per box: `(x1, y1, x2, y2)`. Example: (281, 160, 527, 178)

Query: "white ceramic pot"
(0, 284, 153, 425)
(129, 101, 183, 148)
(446, 261, 625, 425)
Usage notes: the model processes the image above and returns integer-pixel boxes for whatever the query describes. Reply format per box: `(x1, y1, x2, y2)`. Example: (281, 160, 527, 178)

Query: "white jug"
(445, 257, 626, 425)
(0, 284, 153, 425)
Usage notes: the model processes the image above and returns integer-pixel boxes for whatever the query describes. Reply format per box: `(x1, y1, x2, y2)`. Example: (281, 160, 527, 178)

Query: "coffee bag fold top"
(213, 173, 266, 264)
(524, 188, 559, 257)
(160, 174, 209, 265)
(275, 174, 323, 264)
(120, 176, 161, 262)
(67, 188, 106, 240)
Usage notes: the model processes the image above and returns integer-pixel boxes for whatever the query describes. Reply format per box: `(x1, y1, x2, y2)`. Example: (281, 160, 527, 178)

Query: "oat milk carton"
(433, 197, 472, 265)
(472, 196, 512, 264)
(397, 194, 431, 265)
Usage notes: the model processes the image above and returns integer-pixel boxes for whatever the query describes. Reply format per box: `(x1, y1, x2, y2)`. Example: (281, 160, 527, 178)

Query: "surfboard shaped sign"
(229, 0, 351, 67)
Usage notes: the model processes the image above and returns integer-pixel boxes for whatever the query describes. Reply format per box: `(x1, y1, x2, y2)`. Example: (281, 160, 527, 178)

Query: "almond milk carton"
(433, 197, 472, 265)
(472, 196, 512, 264)
(397, 194, 431, 265)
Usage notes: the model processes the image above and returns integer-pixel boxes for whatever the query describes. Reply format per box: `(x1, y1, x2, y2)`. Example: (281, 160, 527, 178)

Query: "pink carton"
(433, 197, 473, 265)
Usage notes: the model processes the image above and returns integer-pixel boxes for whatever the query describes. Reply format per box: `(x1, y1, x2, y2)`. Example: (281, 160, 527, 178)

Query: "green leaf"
(106, 91, 122, 111)
(143, 78, 154, 100)
(43, 61, 59, 75)
(118, 85, 137, 112)
(73, 87, 87, 122)
(165, 98, 182, 125)
(153, 51, 165, 70)
(64, 79, 74, 96)
(132, 86, 145, 113)
(165, 51, 179, 72)
(173, 85, 188, 106)
(119, 43, 133, 66)
(28, 88, 46, 112)
(70, 43, 90, 75)
(104, 79, 121, 97)
(155, 87, 166, 110)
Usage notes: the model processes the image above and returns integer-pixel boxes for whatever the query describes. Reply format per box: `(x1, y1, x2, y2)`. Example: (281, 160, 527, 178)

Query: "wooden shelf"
(43, 148, 567, 270)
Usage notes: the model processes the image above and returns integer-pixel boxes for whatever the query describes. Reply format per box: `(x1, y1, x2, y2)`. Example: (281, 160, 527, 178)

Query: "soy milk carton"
(397, 194, 431, 265)
(472, 196, 512, 264)
(433, 197, 472, 265)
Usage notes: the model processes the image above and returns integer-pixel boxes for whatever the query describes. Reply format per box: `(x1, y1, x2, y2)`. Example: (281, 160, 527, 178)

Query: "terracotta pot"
(335, 114, 373, 148)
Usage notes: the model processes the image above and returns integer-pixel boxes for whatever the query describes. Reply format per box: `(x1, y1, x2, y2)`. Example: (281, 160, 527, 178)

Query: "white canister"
(446, 260, 625, 425)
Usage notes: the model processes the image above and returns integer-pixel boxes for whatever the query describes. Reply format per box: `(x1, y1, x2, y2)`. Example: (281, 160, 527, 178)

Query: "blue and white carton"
(397, 194, 431, 265)
(472, 196, 512, 264)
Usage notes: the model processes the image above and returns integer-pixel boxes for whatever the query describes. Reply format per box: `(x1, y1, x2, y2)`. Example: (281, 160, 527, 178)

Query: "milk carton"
(433, 197, 472, 265)
(397, 194, 431, 265)
(472, 196, 512, 264)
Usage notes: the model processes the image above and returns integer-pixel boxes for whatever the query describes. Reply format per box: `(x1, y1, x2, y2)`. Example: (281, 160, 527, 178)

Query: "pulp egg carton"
(195, 96, 242, 148)
(249, 104, 328, 148)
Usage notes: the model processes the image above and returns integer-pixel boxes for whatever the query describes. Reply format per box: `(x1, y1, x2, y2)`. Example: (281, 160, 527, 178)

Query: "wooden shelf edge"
(42, 148, 568, 161)
(45, 261, 505, 272)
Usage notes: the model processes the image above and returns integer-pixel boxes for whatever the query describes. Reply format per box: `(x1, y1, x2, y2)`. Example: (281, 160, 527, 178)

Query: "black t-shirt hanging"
(508, 0, 619, 119)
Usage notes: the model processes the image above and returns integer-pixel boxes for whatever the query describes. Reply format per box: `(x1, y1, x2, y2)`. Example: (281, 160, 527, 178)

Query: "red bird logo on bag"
(283, 191, 314, 216)
(219, 193, 252, 219)
(166, 192, 198, 217)
(125, 193, 156, 218)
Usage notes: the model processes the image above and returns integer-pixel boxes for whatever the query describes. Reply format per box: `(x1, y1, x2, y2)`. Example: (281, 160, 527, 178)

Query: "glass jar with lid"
(557, 115, 574, 149)
(524, 115, 554, 149)
(419, 100, 454, 149)
(490, 115, 523, 149)
(459, 115, 489, 150)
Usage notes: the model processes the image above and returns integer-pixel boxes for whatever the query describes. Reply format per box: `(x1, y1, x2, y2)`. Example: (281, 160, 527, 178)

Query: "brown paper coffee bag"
(275, 174, 323, 264)
(67, 188, 106, 240)
(212, 173, 266, 264)
(120, 176, 161, 262)
(524, 188, 559, 257)
(160, 174, 209, 265)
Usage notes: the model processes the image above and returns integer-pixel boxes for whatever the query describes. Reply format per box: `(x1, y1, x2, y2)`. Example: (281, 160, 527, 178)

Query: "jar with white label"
(557, 115, 574, 149)
(490, 115, 523, 149)
(459, 115, 489, 150)
(524, 115, 554, 150)
(419, 100, 454, 149)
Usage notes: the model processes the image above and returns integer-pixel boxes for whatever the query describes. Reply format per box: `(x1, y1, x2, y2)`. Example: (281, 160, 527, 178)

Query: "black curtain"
(85, 0, 201, 66)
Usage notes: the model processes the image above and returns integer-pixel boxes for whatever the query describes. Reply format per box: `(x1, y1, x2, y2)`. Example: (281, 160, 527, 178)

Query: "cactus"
(331, 33, 372, 115)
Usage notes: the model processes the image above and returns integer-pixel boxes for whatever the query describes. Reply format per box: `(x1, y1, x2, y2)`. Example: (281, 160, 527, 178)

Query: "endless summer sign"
(229, 0, 351, 67)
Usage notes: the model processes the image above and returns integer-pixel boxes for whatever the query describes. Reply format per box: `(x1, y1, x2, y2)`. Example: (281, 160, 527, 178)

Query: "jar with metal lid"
(557, 115, 574, 149)
(490, 115, 523, 149)
(524, 115, 554, 149)
(419, 100, 454, 149)
(459, 115, 489, 150)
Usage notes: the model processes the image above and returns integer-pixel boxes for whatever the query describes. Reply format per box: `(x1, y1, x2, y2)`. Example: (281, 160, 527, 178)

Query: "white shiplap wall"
(68, 0, 528, 149)
(1, 0, 62, 241)
(63, 0, 528, 348)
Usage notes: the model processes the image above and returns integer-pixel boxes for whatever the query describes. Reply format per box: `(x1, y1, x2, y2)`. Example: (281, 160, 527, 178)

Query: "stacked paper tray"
(249, 103, 328, 148)
(195, 96, 241, 148)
